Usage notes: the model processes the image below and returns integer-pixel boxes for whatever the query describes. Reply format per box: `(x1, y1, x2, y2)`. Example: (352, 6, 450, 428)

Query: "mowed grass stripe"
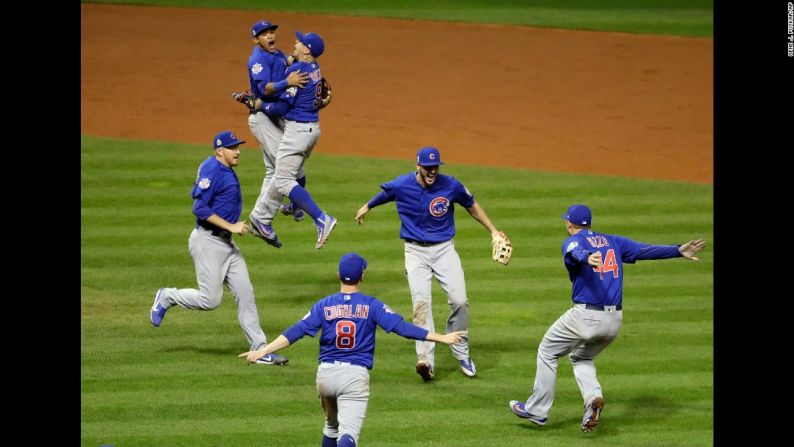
(82, 136, 712, 446)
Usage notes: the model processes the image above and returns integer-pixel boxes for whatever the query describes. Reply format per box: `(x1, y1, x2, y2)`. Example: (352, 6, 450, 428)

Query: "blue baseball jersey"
(368, 173, 475, 243)
(282, 291, 428, 369)
(262, 61, 323, 122)
(562, 229, 682, 307)
(191, 156, 242, 225)
(248, 46, 289, 101)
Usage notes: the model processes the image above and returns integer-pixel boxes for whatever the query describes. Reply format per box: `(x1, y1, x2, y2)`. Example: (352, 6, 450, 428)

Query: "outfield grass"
(81, 136, 712, 446)
(83, 0, 713, 37)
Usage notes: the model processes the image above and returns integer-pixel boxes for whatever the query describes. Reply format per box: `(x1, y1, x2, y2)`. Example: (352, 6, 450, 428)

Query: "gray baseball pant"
(264, 120, 319, 201)
(404, 240, 470, 367)
(248, 112, 306, 224)
(157, 227, 268, 350)
(523, 304, 622, 417)
(317, 361, 370, 445)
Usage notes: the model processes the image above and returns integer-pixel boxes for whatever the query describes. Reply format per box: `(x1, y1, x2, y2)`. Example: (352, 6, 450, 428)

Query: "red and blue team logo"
(429, 196, 450, 217)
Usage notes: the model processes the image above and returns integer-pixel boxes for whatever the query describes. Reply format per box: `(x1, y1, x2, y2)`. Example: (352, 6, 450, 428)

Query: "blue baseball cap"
(213, 131, 246, 149)
(416, 146, 444, 166)
(252, 19, 278, 37)
(562, 204, 592, 226)
(295, 31, 324, 57)
(339, 253, 368, 283)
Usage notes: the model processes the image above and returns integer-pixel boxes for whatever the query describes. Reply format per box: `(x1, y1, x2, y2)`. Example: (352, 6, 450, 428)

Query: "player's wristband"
(273, 79, 288, 92)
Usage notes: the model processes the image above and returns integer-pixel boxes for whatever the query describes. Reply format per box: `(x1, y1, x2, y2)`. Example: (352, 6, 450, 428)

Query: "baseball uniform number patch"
(335, 320, 357, 349)
(592, 249, 619, 279)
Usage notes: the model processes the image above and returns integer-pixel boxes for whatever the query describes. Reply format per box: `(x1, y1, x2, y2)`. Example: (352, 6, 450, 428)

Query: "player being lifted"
(248, 31, 337, 249)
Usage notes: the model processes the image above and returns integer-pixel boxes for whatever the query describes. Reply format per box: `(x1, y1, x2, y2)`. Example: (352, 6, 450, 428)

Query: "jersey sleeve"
(190, 162, 218, 220)
(562, 236, 592, 266)
(282, 301, 325, 344)
(374, 177, 400, 204)
(367, 190, 393, 208)
(262, 100, 290, 117)
(276, 65, 303, 106)
(390, 320, 430, 340)
(370, 298, 407, 334)
(614, 235, 681, 263)
(452, 179, 475, 208)
(250, 54, 274, 97)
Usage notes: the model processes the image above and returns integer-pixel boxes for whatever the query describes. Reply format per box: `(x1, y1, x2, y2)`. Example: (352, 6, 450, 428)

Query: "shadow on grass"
(162, 344, 241, 356)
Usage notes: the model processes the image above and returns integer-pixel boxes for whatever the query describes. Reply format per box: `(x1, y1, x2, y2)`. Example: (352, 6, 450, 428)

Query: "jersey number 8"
(335, 320, 357, 349)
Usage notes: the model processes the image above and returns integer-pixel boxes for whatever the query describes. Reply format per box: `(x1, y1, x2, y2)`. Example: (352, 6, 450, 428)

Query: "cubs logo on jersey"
(429, 197, 450, 217)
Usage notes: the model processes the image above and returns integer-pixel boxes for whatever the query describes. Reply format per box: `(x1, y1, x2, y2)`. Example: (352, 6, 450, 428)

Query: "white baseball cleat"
(315, 213, 337, 249)
(458, 357, 477, 377)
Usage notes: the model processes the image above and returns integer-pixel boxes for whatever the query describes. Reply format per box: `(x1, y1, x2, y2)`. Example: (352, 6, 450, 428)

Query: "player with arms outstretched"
(509, 204, 706, 432)
(240, 253, 465, 446)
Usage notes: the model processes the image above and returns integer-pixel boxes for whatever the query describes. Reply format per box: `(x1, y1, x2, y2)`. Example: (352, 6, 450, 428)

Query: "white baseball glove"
(491, 231, 513, 266)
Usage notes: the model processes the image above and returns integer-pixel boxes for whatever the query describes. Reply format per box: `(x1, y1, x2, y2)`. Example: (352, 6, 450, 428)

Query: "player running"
(239, 253, 466, 447)
(355, 146, 507, 381)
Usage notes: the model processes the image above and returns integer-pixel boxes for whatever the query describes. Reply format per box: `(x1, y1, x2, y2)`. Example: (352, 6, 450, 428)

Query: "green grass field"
(81, 136, 713, 446)
(83, 0, 713, 37)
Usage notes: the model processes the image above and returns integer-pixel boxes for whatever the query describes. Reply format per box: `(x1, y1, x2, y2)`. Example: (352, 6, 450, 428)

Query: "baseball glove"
(318, 77, 332, 109)
(232, 91, 257, 114)
(491, 231, 513, 266)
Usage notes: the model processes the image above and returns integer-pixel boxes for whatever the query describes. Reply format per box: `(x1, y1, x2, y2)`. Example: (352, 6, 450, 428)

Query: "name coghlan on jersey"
(324, 303, 370, 320)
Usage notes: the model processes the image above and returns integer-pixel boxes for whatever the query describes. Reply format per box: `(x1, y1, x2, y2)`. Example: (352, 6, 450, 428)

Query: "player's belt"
(404, 239, 446, 247)
(581, 303, 622, 311)
(322, 360, 352, 365)
(285, 119, 316, 124)
(196, 222, 232, 241)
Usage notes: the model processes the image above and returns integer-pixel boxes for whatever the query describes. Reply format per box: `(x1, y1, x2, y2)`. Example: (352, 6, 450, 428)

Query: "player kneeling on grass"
(240, 253, 466, 447)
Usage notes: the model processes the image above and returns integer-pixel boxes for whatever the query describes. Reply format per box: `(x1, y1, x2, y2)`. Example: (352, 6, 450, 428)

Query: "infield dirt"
(82, 4, 712, 184)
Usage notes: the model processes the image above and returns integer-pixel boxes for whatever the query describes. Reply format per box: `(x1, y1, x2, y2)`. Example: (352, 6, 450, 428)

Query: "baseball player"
(150, 131, 288, 366)
(509, 204, 706, 432)
(249, 31, 337, 249)
(354, 146, 506, 381)
(239, 253, 466, 447)
(242, 19, 310, 249)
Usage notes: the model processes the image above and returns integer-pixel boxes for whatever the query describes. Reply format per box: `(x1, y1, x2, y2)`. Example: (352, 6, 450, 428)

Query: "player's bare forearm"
(466, 202, 499, 234)
(426, 330, 467, 345)
(206, 214, 249, 235)
(238, 335, 291, 363)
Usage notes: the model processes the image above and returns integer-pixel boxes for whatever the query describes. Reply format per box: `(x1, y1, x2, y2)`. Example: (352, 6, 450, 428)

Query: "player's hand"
(441, 331, 467, 345)
(587, 252, 603, 267)
(355, 204, 370, 225)
(287, 70, 309, 88)
(679, 239, 706, 261)
(229, 221, 249, 235)
(238, 349, 266, 364)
